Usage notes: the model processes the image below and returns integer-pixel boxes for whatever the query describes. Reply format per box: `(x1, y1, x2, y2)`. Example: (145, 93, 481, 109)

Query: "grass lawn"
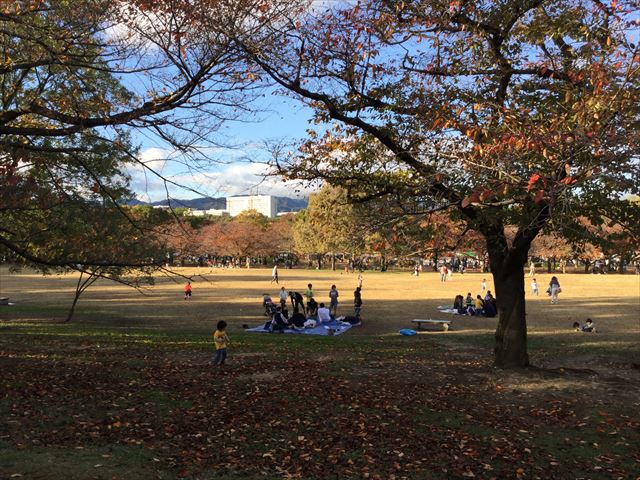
(1, 267, 639, 479)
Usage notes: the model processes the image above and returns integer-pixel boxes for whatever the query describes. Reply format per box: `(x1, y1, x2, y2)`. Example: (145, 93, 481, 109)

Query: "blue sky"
(128, 93, 316, 202)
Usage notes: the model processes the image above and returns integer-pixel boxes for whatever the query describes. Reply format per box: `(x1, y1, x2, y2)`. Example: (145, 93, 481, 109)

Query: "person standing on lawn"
(213, 320, 229, 366)
(278, 286, 288, 309)
(354, 286, 363, 318)
(271, 264, 279, 284)
(329, 285, 339, 317)
(549, 276, 561, 304)
(304, 283, 314, 303)
(184, 281, 192, 300)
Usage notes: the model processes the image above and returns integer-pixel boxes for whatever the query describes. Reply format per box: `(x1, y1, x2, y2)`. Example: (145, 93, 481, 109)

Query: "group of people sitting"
(453, 291, 497, 317)
(573, 319, 597, 333)
(264, 303, 336, 331)
(261, 284, 359, 332)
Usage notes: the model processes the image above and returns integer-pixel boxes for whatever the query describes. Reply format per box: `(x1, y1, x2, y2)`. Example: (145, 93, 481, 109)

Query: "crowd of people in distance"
(453, 290, 497, 317)
(261, 281, 363, 332)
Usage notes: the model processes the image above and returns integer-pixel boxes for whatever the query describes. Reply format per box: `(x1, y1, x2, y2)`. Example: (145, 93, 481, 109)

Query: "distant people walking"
(357, 273, 363, 289)
(213, 320, 229, 366)
(440, 265, 448, 282)
(184, 281, 192, 300)
(528, 260, 536, 277)
(481, 278, 487, 294)
(271, 264, 279, 284)
(329, 285, 339, 316)
(549, 276, 561, 304)
(413, 265, 419, 276)
(354, 286, 363, 318)
(531, 278, 538, 296)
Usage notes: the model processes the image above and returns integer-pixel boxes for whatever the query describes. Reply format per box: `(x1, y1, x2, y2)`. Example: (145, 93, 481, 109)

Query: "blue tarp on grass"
(245, 318, 356, 336)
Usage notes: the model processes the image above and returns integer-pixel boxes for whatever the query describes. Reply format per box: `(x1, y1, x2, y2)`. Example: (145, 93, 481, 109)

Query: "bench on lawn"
(412, 319, 451, 331)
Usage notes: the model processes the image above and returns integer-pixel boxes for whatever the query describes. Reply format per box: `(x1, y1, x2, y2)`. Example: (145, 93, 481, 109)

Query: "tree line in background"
(147, 185, 639, 275)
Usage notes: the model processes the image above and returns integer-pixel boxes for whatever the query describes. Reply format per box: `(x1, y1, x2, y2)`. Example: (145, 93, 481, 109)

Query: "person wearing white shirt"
(317, 303, 332, 324)
(278, 286, 288, 309)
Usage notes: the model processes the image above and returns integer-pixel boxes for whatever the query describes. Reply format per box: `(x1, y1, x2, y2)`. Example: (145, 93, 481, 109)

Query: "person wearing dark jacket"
(289, 291, 305, 313)
(354, 287, 363, 318)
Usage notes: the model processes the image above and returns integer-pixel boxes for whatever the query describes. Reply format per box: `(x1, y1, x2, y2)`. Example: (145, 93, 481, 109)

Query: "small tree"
(292, 185, 364, 269)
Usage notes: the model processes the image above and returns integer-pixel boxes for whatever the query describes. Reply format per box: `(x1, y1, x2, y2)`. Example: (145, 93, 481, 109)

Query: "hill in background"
(127, 196, 308, 213)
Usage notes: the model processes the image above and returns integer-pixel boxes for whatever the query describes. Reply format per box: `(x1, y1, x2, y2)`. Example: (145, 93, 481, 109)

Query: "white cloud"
(128, 147, 311, 202)
(172, 162, 312, 199)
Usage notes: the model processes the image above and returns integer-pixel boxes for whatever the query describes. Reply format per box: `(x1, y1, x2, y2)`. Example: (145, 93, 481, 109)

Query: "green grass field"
(1, 267, 639, 479)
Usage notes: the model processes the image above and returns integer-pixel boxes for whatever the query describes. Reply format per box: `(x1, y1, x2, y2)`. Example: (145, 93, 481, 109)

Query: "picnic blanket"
(437, 306, 459, 315)
(246, 317, 356, 336)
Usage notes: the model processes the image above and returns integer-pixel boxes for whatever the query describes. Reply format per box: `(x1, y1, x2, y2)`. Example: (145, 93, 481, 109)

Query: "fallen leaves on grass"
(1, 339, 639, 479)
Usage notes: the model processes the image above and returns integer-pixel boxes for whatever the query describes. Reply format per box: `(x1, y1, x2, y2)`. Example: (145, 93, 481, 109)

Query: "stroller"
(263, 294, 277, 317)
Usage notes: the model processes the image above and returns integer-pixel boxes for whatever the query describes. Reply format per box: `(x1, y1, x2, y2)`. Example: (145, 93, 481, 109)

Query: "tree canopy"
(0, 0, 263, 272)
(237, 0, 640, 366)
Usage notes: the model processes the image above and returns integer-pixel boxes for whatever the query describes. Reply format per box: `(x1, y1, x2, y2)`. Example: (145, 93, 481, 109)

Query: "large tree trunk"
(331, 253, 336, 271)
(492, 262, 529, 367)
(485, 228, 530, 368)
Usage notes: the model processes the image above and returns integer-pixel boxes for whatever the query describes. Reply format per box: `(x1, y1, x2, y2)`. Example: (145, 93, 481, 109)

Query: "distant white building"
(188, 209, 229, 217)
(227, 195, 277, 218)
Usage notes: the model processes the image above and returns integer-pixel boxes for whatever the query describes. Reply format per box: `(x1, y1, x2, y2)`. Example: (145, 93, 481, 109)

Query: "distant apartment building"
(227, 195, 277, 218)
(188, 209, 229, 217)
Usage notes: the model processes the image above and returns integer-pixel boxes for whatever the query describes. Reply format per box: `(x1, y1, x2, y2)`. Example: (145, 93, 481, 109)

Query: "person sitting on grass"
(317, 302, 331, 324)
(572, 321, 582, 331)
(453, 295, 465, 314)
(289, 311, 306, 329)
(582, 318, 597, 333)
(271, 306, 289, 331)
(307, 297, 318, 317)
(483, 291, 497, 316)
(465, 292, 474, 309)
(474, 295, 485, 316)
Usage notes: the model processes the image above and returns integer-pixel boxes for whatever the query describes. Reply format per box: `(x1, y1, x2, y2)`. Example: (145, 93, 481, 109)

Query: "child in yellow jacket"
(213, 320, 229, 366)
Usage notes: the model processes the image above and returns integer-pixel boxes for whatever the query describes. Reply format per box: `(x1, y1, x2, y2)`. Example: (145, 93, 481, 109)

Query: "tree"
(198, 211, 284, 267)
(292, 185, 364, 269)
(240, 0, 640, 366)
(529, 232, 572, 272)
(0, 0, 261, 269)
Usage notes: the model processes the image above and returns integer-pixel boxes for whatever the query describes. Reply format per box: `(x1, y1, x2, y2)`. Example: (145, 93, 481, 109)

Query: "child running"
(531, 278, 538, 296)
(213, 320, 229, 366)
